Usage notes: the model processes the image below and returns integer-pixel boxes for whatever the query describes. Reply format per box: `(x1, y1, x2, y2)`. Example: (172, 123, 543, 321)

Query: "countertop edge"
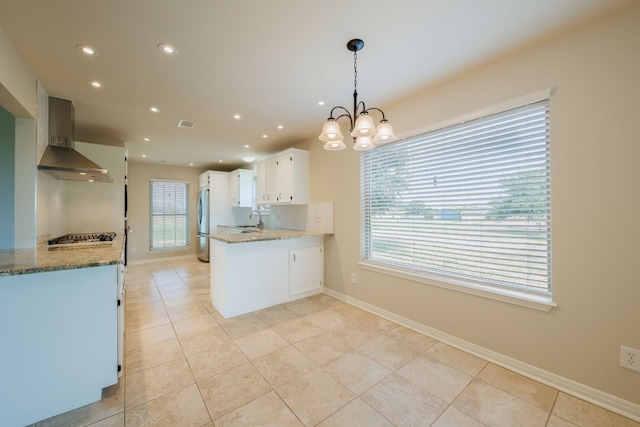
(210, 228, 327, 244)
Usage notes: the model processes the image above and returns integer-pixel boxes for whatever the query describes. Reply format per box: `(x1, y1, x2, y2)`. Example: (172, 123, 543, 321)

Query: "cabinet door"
(265, 160, 278, 203)
(229, 172, 239, 206)
(277, 155, 293, 203)
(256, 162, 268, 205)
(289, 246, 323, 296)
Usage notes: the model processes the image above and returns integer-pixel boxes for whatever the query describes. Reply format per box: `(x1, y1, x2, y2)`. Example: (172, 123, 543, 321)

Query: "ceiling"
(0, 0, 631, 171)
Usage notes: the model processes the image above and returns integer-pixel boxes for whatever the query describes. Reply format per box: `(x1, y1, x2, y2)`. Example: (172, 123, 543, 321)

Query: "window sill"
(359, 261, 557, 312)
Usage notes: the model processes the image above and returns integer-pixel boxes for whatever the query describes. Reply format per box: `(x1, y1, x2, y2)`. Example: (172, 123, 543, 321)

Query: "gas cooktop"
(48, 232, 116, 245)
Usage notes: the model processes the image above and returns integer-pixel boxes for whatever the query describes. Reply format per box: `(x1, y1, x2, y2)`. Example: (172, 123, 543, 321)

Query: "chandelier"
(319, 39, 396, 151)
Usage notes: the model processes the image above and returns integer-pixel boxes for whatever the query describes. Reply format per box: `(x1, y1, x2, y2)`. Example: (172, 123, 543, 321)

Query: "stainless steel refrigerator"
(197, 172, 235, 262)
(196, 188, 209, 261)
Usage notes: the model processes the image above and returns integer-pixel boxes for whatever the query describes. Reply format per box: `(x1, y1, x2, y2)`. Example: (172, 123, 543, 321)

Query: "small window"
(149, 179, 190, 250)
(361, 98, 551, 299)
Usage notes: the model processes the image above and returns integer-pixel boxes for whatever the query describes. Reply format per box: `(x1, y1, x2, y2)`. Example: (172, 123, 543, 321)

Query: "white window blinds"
(149, 179, 190, 250)
(361, 99, 551, 295)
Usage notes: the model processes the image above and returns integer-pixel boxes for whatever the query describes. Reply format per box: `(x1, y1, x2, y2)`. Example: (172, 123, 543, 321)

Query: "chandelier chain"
(353, 51, 358, 93)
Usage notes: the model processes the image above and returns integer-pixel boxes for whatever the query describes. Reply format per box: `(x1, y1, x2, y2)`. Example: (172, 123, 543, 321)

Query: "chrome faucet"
(249, 209, 264, 229)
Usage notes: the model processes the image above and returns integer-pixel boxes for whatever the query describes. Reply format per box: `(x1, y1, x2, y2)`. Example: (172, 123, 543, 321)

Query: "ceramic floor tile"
(359, 334, 423, 371)
(125, 307, 170, 333)
(125, 323, 177, 354)
(385, 325, 438, 352)
(272, 316, 325, 343)
(425, 342, 487, 377)
(362, 373, 448, 427)
(213, 391, 303, 427)
(166, 302, 211, 323)
(295, 328, 355, 365)
(398, 352, 474, 403)
(233, 327, 290, 360)
(198, 363, 272, 420)
(329, 321, 389, 348)
(452, 379, 549, 427)
(254, 304, 301, 326)
(316, 398, 393, 427)
(252, 345, 318, 388)
(351, 313, 398, 336)
(125, 357, 195, 409)
(186, 341, 248, 382)
(322, 350, 391, 394)
(546, 415, 579, 427)
(172, 313, 218, 337)
(284, 297, 330, 316)
(162, 294, 202, 310)
(219, 314, 270, 339)
(276, 367, 356, 426)
(551, 393, 640, 427)
(178, 324, 232, 355)
(124, 384, 210, 427)
(305, 303, 367, 329)
(477, 363, 558, 412)
(125, 337, 184, 374)
(432, 406, 487, 427)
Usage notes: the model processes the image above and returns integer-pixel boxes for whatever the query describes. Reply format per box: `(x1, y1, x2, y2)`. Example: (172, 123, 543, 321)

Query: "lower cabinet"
(210, 236, 323, 318)
(289, 246, 323, 296)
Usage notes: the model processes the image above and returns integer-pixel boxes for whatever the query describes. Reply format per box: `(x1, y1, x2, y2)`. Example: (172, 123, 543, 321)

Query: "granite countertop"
(0, 234, 125, 276)
(210, 227, 326, 244)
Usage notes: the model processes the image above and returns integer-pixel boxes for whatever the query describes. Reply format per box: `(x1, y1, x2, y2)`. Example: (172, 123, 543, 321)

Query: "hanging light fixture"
(319, 39, 396, 151)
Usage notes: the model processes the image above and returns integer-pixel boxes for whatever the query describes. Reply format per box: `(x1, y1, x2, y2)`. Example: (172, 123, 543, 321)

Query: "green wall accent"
(0, 105, 15, 248)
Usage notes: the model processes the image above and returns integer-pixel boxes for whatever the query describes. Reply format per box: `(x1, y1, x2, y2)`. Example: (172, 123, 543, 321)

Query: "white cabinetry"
(289, 246, 323, 296)
(0, 265, 118, 427)
(256, 148, 309, 205)
(210, 236, 323, 318)
(229, 169, 254, 207)
(199, 171, 210, 189)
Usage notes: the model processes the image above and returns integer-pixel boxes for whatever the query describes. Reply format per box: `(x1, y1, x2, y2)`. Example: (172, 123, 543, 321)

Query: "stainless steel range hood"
(38, 97, 113, 183)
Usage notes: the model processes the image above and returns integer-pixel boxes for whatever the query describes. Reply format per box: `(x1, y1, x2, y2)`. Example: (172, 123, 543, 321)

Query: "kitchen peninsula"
(210, 227, 324, 318)
(0, 235, 125, 427)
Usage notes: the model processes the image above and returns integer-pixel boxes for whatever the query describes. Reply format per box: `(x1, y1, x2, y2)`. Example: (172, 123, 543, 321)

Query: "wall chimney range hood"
(38, 97, 113, 183)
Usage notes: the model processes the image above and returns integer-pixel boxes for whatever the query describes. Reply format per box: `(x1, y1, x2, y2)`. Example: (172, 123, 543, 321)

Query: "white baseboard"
(323, 288, 640, 422)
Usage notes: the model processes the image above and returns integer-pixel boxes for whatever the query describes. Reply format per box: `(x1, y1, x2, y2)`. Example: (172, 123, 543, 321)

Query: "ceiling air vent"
(177, 120, 196, 129)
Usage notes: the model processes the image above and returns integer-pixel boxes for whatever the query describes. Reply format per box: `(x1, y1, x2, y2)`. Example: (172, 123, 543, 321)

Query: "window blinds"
(149, 180, 190, 250)
(361, 100, 551, 294)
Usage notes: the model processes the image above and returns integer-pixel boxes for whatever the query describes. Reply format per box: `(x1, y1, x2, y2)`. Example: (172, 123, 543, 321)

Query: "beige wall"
(127, 160, 203, 262)
(298, 4, 640, 407)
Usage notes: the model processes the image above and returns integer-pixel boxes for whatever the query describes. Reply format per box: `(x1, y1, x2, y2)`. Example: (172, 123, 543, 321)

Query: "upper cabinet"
(198, 171, 210, 189)
(256, 148, 309, 205)
(229, 169, 254, 207)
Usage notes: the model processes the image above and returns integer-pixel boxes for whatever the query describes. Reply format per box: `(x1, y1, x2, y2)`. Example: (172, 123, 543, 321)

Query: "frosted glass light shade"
(373, 120, 397, 145)
(323, 140, 346, 151)
(319, 119, 343, 142)
(350, 113, 376, 137)
(353, 136, 375, 151)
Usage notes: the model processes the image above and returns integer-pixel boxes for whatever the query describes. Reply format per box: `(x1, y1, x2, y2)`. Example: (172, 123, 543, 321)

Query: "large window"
(149, 179, 190, 250)
(361, 97, 551, 302)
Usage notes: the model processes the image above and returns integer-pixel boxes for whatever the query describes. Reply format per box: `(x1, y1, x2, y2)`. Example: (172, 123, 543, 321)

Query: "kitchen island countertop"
(210, 227, 326, 244)
(0, 234, 125, 276)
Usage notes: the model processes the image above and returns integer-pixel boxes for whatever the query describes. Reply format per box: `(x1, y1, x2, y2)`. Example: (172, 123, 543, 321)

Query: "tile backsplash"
(263, 202, 334, 234)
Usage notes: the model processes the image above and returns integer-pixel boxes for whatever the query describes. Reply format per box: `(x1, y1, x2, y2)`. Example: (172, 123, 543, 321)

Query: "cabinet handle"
(293, 254, 296, 262)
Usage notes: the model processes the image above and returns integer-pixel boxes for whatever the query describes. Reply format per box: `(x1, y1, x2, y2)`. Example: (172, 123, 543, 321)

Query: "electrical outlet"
(350, 273, 357, 285)
(620, 346, 640, 372)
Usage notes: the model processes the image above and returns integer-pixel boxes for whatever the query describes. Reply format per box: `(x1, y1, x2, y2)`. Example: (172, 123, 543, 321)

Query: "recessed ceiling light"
(158, 43, 178, 55)
(88, 80, 103, 88)
(242, 155, 256, 163)
(218, 160, 223, 163)
(233, 114, 241, 120)
(189, 163, 194, 166)
(141, 154, 147, 158)
(77, 45, 97, 56)
(149, 106, 160, 113)
(244, 145, 250, 148)
(277, 125, 283, 130)
(143, 137, 150, 142)
(318, 101, 325, 106)
(262, 134, 268, 138)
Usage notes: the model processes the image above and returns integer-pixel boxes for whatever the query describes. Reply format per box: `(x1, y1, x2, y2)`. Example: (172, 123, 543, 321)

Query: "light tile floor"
(32, 259, 639, 427)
